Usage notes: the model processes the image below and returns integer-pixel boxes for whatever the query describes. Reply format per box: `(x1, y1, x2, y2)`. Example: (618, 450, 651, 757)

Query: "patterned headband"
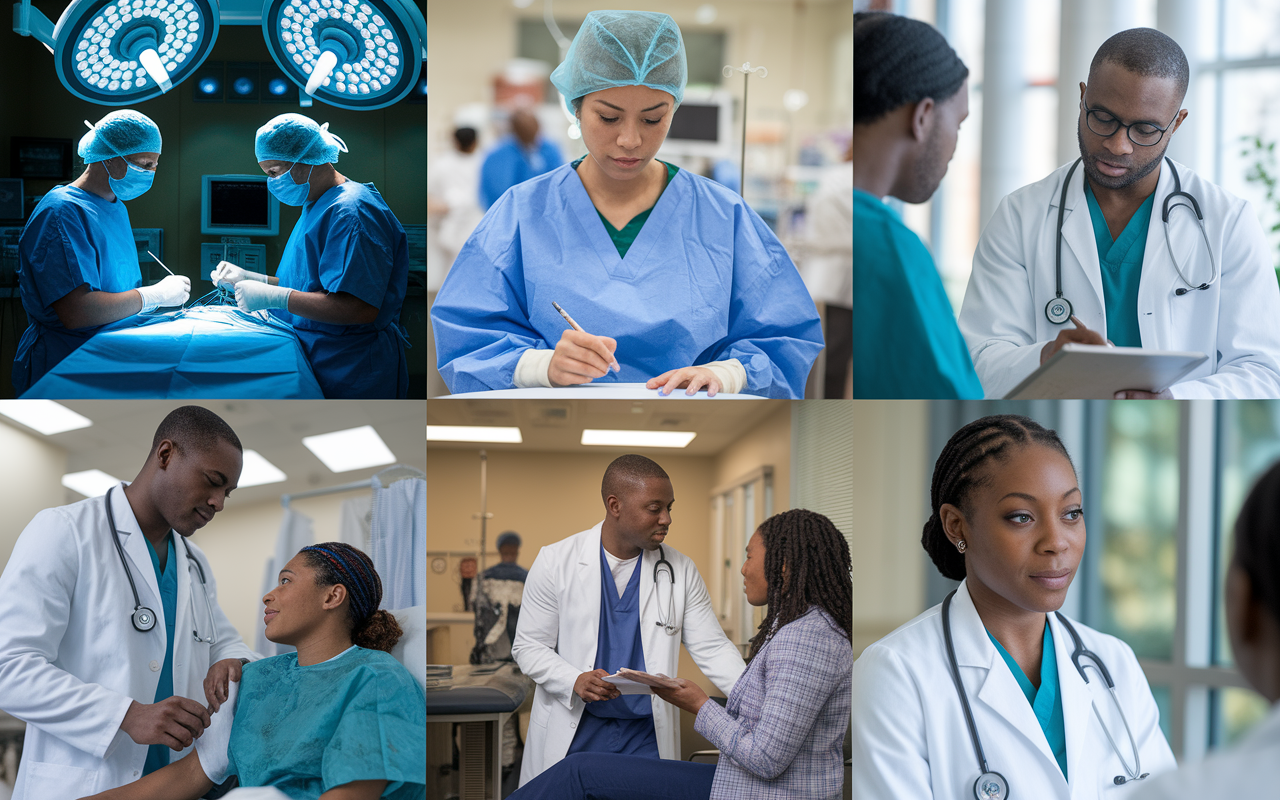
(301, 543, 382, 622)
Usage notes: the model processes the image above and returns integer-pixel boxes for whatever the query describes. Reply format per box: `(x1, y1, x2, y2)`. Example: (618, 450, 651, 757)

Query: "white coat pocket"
(23, 761, 98, 800)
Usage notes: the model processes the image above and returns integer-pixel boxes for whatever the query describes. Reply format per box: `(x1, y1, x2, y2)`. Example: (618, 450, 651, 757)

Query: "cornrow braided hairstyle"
(854, 12, 969, 124)
(746, 509, 852, 662)
(1234, 461, 1280, 627)
(922, 415, 1075, 581)
(300, 542, 404, 652)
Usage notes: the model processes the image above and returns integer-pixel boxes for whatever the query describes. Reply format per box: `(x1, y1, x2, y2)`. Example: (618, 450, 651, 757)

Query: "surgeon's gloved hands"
(549, 329, 620, 386)
(203, 658, 244, 713)
(574, 669, 622, 703)
(136, 274, 191, 312)
(236, 281, 294, 313)
(120, 695, 212, 751)
(210, 260, 268, 289)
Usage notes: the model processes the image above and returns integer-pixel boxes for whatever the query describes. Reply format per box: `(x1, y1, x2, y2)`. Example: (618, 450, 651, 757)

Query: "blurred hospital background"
(425, 1, 855, 399)
(0, 399, 426, 789)
(854, 399, 1280, 764)
(856, 0, 1280, 311)
(0, 2, 428, 397)
(426, 399, 853, 798)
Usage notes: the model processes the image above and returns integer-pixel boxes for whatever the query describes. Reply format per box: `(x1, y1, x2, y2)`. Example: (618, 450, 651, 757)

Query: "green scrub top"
(142, 534, 177, 776)
(852, 189, 983, 399)
(571, 159, 679, 258)
(1083, 182, 1155, 349)
(988, 621, 1068, 780)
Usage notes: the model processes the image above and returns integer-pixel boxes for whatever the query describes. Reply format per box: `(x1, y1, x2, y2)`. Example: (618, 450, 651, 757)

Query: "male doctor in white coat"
(512, 454, 746, 786)
(0, 405, 258, 799)
(959, 27, 1280, 399)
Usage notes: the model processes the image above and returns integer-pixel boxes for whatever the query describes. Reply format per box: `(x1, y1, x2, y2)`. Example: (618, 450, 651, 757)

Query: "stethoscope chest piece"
(975, 771, 1009, 800)
(132, 606, 156, 632)
(1045, 296, 1073, 325)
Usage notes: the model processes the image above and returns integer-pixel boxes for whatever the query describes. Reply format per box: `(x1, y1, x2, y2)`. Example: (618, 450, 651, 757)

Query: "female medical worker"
(1130, 462, 1280, 799)
(852, 414, 1176, 799)
(211, 114, 410, 399)
(14, 110, 191, 395)
(430, 11, 824, 399)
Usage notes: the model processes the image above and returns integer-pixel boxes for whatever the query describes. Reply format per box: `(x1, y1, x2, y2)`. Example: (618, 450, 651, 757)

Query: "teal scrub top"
(142, 534, 177, 776)
(852, 189, 983, 399)
(1083, 183, 1155, 349)
(571, 159, 679, 258)
(987, 621, 1068, 780)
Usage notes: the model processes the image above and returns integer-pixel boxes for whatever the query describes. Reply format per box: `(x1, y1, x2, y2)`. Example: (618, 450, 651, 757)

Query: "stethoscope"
(653, 545, 677, 635)
(941, 590, 1147, 800)
(1047, 156, 1220, 325)
(105, 486, 219, 644)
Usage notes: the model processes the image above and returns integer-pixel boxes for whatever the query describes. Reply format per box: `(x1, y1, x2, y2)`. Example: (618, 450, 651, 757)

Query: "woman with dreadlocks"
(508, 508, 852, 800)
(852, 414, 1175, 799)
(83, 543, 426, 800)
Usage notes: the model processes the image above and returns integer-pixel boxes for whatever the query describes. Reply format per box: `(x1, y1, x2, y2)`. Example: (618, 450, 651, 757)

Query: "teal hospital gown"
(852, 189, 983, 399)
(226, 647, 426, 799)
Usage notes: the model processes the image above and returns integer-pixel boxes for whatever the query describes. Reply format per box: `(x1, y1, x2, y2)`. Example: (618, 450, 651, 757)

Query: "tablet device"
(1004, 344, 1208, 399)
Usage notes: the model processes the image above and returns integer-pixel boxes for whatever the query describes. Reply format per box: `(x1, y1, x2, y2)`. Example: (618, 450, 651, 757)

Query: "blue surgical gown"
(226, 647, 426, 799)
(431, 164, 825, 398)
(13, 185, 143, 395)
(479, 136, 565, 209)
(270, 181, 409, 399)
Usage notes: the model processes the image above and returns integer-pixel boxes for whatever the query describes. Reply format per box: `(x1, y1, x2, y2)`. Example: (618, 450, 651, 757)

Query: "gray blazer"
(695, 606, 852, 799)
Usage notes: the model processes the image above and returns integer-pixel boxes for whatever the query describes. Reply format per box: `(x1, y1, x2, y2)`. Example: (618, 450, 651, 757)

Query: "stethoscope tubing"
(653, 545, 677, 635)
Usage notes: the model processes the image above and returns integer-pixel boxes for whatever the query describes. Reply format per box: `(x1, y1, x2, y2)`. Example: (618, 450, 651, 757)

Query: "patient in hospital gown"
(80, 543, 425, 800)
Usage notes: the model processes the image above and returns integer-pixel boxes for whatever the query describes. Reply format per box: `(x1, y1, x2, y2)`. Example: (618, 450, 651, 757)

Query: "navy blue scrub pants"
(510, 754, 716, 800)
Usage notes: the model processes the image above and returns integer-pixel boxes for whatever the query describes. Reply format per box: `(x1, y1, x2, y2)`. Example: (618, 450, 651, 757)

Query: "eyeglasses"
(1081, 99, 1178, 147)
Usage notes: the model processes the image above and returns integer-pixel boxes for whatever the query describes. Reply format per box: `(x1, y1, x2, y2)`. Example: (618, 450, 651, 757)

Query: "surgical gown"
(226, 647, 426, 799)
(270, 181, 410, 399)
(479, 136, 565, 209)
(431, 164, 824, 398)
(13, 185, 143, 395)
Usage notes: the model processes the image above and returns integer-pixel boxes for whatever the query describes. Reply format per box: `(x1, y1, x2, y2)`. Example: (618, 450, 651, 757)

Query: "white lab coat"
(1130, 700, 1280, 800)
(511, 522, 746, 786)
(0, 485, 257, 799)
(852, 580, 1176, 799)
(959, 158, 1280, 398)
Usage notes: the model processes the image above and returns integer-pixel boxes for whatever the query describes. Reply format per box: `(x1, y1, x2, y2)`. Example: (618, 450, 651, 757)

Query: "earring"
(957, 540, 967, 553)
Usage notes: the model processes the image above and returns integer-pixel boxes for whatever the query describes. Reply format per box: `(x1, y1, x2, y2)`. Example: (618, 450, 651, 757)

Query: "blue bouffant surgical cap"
(550, 10, 687, 115)
(77, 110, 162, 164)
(255, 114, 349, 165)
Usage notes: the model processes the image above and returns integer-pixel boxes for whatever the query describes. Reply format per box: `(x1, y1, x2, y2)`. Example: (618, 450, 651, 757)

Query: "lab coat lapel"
(1054, 163, 1107, 321)
(575, 524, 603, 670)
(560, 168, 627, 279)
(111, 485, 163, 610)
(1137, 162, 1181, 346)
(1049, 611, 1092, 795)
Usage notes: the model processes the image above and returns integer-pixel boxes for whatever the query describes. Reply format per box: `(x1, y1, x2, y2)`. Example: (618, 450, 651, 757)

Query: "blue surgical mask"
(107, 157, 154, 201)
(267, 162, 315, 206)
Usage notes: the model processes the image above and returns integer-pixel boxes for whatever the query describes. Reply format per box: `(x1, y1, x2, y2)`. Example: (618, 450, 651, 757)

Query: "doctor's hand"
(1114, 389, 1174, 399)
(549, 330, 620, 386)
(203, 658, 243, 713)
(210, 261, 268, 289)
(574, 669, 622, 703)
(1040, 316, 1112, 364)
(120, 696, 211, 751)
(136, 275, 191, 313)
(651, 678, 710, 715)
(647, 366, 722, 397)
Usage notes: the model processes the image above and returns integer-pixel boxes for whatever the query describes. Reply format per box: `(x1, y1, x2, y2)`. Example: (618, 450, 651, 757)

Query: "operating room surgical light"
(13, 0, 220, 104)
(260, 0, 425, 110)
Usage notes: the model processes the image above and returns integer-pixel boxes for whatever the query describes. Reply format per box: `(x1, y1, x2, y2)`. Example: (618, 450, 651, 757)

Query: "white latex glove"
(236, 280, 293, 313)
(136, 274, 191, 312)
(210, 261, 268, 289)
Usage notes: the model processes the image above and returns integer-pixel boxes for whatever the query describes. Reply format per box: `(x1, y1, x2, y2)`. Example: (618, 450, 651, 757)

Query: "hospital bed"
(23, 306, 323, 398)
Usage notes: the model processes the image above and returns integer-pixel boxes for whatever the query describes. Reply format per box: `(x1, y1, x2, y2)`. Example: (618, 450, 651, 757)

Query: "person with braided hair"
(82, 542, 425, 800)
(852, 11, 982, 400)
(1131, 461, 1280, 799)
(853, 414, 1175, 799)
(509, 508, 852, 800)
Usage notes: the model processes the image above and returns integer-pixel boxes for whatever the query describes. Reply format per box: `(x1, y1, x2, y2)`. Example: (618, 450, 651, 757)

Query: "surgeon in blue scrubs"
(211, 114, 410, 399)
(479, 108, 565, 210)
(431, 10, 824, 399)
(13, 110, 191, 395)
(852, 12, 982, 399)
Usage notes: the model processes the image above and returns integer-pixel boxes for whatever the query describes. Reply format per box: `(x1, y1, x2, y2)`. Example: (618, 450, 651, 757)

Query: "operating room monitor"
(659, 90, 733, 159)
(201, 175, 279, 237)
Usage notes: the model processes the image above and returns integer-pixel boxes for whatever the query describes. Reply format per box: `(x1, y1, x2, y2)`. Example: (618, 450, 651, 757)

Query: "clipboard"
(601, 668, 682, 695)
(1004, 343, 1208, 399)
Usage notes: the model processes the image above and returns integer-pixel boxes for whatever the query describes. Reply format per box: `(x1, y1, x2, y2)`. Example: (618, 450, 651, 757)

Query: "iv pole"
(723, 62, 768, 197)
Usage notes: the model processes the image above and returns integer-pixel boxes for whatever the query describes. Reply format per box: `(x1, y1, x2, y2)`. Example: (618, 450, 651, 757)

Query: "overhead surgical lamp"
(12, 0, 220, 104)
(260, 0, 425, 110)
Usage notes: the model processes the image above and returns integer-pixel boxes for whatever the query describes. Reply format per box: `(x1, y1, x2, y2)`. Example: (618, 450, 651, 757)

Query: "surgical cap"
(550, 10, 687, 115)
(495, 532, 521, 550)
(254, 114, 349, 165)
(77, 110, 162, 164)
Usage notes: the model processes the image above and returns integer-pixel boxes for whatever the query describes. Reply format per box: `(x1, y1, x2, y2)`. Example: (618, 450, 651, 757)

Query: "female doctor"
(852, 414, 1176, 799)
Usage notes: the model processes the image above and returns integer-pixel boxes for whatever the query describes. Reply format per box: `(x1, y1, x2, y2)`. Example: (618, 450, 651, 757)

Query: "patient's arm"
(79, 750, 214, 800)
(319, 780, 389, 799)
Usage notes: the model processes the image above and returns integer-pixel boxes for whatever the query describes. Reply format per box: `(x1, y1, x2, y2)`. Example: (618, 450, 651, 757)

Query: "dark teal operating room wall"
(0, 10, 426, 396)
